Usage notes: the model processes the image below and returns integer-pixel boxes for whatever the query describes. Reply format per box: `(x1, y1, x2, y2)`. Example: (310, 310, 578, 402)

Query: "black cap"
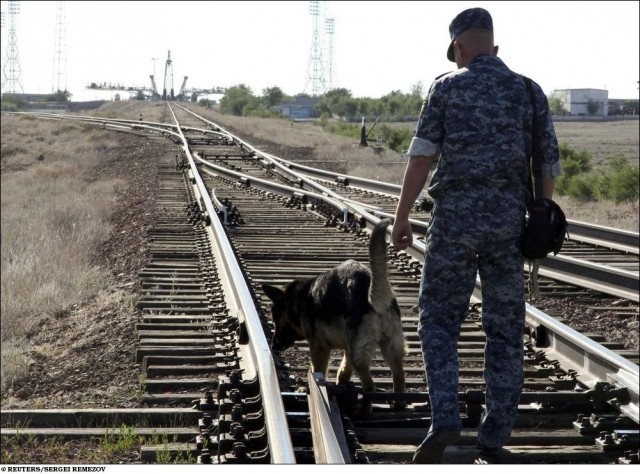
(447, 7, 493, 62)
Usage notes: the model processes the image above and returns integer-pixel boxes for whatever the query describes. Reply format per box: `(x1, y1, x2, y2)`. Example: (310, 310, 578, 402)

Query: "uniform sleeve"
(532, 82, 562, 178)
(406, 80, 446, 158)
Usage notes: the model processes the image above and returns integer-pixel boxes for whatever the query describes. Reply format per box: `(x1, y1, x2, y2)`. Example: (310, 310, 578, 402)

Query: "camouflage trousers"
(418, 186, 526, 448)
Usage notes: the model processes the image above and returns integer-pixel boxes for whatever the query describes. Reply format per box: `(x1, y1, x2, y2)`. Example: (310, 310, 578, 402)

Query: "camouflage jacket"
(407, 54, 561, 199)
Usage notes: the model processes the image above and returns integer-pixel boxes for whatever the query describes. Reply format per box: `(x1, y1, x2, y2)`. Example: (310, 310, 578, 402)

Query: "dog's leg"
(309, 344, 331, 376)
(380, 332, 407, 410)
(351, 344, 375, 415)
(336, 351, 354, 385)
(351, 336, 376, 389)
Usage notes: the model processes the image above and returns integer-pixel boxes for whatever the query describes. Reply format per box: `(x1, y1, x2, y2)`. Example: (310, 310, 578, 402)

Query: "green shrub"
(564, 174, 600, 200)
(598, 158, 639, 204)
(559, 142, 591, 177)
(556, 146, 638, 204)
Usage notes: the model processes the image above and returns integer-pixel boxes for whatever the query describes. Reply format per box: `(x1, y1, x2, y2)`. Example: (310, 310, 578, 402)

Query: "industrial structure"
(1, 0, 24, 94)
(161, 50, 174, 100)
(89, 50, 225, 102)
(550, 88, 609, 116)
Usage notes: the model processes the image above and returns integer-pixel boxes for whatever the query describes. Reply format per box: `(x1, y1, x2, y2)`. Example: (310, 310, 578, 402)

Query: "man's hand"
(391, 219, 413, 250)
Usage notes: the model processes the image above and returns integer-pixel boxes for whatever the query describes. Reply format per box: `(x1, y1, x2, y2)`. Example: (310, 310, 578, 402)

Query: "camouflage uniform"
(407, 54, 561, 448)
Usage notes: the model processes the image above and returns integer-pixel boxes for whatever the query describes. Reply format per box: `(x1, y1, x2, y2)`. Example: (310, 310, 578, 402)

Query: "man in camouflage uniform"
(391, 7, 561, 463)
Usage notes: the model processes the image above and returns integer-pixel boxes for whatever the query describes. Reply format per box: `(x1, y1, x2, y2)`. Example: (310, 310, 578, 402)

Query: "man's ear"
(493, 44, 499, 56)
(453, 40, 464, 62)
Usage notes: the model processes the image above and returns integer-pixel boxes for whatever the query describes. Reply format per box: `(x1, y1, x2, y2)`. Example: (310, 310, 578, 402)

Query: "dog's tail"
(369, 218, 396, 311)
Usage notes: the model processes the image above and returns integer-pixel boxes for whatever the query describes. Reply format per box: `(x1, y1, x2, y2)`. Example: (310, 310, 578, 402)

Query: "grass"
(1, 115, 123, 391)
(1, 425, 196, 464)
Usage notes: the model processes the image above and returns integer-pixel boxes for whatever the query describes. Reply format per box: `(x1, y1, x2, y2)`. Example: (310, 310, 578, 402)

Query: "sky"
(1, 1, 639, 101)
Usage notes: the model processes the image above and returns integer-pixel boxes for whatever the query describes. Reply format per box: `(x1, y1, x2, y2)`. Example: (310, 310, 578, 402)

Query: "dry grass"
(553, 120, 639, 167)
(87, 100, 169, 123)
(1, 114, 124, 390)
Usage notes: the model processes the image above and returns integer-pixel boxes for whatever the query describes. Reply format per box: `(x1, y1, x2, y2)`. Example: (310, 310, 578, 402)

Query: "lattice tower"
(2, 0, 23, 94)
(304, 1, 325, 96)
(52, 1, 66, 92)
(1, 11, 5, 91)
(324, 16, 336, 91)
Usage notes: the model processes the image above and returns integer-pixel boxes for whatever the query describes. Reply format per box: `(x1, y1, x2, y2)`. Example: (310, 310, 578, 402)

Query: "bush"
(564, 174, 599, 200)
(559, 142, 591, 177)
(1, 94, 28, 111)
(598, 158, 639, 204)
(556, 146, 638, 204)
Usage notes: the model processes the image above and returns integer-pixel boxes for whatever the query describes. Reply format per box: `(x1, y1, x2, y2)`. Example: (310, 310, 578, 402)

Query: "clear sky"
(1, 1, 638, 101)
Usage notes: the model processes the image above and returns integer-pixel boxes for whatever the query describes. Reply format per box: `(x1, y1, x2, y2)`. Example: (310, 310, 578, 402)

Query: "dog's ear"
(262, 284, 284, 303)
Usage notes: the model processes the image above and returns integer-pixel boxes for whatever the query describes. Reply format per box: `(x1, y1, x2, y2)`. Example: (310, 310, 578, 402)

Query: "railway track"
(1, 106, 638, 465)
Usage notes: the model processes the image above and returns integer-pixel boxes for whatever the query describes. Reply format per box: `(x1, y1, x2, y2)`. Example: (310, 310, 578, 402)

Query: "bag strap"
(522, 76, 543, 199)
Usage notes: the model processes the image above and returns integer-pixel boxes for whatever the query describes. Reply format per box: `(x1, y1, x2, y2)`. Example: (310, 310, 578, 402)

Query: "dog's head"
(262, 283, 305, 352)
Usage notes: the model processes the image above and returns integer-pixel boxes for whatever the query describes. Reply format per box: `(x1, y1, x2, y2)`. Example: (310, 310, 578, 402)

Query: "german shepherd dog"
(262, 218, 406, 409)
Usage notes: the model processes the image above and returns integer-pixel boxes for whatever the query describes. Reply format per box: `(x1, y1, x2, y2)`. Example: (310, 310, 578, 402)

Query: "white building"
(550, 88, 608, 116)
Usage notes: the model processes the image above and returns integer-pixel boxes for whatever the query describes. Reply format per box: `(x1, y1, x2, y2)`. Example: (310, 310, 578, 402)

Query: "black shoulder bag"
(521, 76, 568, 260)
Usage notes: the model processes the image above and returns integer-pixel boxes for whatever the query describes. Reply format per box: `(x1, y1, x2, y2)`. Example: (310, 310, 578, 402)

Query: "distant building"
(274, 96, 320, 120)
(608, 98, 638, 116)
(550, 88, 608, 116)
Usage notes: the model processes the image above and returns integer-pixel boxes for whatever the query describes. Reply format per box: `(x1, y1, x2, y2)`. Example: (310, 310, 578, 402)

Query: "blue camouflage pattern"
(415, 54, 561, 448)
(449, 7, 493, 40)
(417, 55, 561, 200)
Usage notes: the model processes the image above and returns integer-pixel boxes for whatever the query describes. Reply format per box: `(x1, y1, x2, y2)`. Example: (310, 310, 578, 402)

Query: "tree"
(548, 96, 566, 115)
(586, 99, 600, 115)
(410, 81, 424, 98)
(219, 84, 255, 116)
(262, 86, 284, 108)
(44, 89, 72, 102)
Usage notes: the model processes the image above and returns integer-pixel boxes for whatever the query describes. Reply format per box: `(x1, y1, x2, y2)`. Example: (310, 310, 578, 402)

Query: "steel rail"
(539, 254, 638, 302)
(568, 220, 639, 255)
(307, 371, 350, 464)
(270, 155, 406, 198)
(193, 152, 349, 216)
(295, 187, 639, 301)
(270, 155, 639, 253)
(167, 105, 297, 464)
(524, 304, 639, 424)
(469, 281, 639, 424)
